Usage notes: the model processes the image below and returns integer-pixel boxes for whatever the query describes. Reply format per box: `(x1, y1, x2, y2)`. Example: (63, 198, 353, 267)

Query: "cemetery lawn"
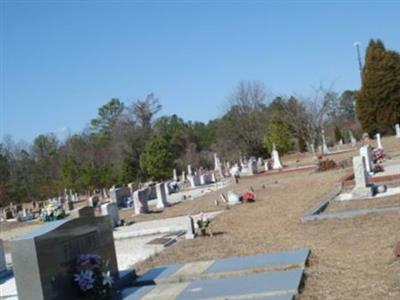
(136, 136, 400, 300)
(326, 193, 400, 213)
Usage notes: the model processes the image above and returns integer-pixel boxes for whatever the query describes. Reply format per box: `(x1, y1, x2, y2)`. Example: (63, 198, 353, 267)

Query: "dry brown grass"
(327, 194, 400, 213)
(134, 136, 400, 300)
(1, 136, 400, 299)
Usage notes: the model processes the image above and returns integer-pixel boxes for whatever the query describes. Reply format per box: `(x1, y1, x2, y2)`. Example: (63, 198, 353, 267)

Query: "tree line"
(1, 39, 398, 206)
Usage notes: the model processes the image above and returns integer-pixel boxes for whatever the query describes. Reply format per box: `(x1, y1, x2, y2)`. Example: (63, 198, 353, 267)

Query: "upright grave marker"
(133, 188, 149, 215)
(396, 124, 400, 138)
(321, 129, 330, 154)
(10, 216, 119, 300)
(101, 202, 120, 227)
(351, 156, 372, 199)
(155, 183, 169, 209)
(349, 130, 357, 147)
(359, 145, 373, 174)
(271, 144, 283, 170)
(376, 133, 383, 149)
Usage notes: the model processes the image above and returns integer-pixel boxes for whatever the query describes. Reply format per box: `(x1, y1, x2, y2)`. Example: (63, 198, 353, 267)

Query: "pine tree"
(263, 117, 294, 155)
(356, 39, 400, 134)
(140, 136, 174, 181)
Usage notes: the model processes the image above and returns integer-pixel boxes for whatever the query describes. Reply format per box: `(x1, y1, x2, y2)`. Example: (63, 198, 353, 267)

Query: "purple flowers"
(373, 149, 384, 163)
(74, 270, 95, 291)
(77, 254, 101, 266)
(73, 253, 113, 300)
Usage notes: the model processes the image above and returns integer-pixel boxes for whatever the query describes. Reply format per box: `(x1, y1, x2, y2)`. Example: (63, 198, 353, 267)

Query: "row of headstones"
(99, 182, 172, 216)
(174, 166, 218, 188)
(231, 145, 283, 176)
(320, 123, 399, 156)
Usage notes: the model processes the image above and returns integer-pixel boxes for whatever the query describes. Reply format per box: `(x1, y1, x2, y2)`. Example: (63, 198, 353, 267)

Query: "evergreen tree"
(357, 39, 400, 134)
(263, 116, 293, 155)
(140, 136, 173, 181)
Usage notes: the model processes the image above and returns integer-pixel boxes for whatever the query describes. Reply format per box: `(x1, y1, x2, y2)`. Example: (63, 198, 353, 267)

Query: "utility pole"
(353, 41, 362, 82)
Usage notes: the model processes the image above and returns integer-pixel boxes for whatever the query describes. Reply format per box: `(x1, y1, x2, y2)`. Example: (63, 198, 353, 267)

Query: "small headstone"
(187, 164, 193, 176)
(155, 182, 169, 209)
(188, 175, 201, 188)
(173, 169, 178, 181)
(257, 157, 263, 167)
(309, 143, 317, 158)
(101, 202, 120, 227)
(396, 124, 400, 138)
(351, 156, 372, 199)
(227, 191, 241, 205)
(200, 173, 212, 185)
(211, 172, 217, 182)
(321, 130, 330, 154)
(248, 159, 257, 175)
(133, 188, 149, 215)
(375, 133, 383, 149)
(349, 130, 357, 147)
(185, 216, 195, 239)
(78, 206, 95, 218)
(181, 171, 186, 182)
(362, 132, 370, 144)
(110, 186, 131, 203)
(271, 146, 283, 170)
(87, 195, 99, 207)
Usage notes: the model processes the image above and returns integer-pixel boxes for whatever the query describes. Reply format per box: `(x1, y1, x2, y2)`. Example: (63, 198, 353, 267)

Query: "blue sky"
(1, 1, 399, 142)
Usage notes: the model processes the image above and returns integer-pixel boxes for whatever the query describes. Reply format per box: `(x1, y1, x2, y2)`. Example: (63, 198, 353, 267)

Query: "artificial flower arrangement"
(373, 164, 384, 173)
(40, 203, 65, 222)
(373, 149, 384, 163)
(242, 191, 256, 203)
(73, 254, 113, 300)
(196, 213, 210, 236)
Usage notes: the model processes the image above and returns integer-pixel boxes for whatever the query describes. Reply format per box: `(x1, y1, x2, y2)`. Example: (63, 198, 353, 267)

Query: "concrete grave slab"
(175, 269, 303, 300)
(205, 248, 309, 274)
(136, 248, 309, 285)
(137, 263, 184, 284)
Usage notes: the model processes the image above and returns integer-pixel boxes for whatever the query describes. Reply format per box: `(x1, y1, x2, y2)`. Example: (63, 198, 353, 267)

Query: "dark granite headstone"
(110, 187, 131, 203)
(10, 216, 119, 300)
(78, 206, 95, 217)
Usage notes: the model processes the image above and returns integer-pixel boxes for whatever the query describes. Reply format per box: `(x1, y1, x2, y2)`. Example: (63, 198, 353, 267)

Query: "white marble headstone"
(133, 188, 149, 215)
(359, 145, 373, 174)
(155, 182, 169, 209)
(321, 130, 330, 154)
(101, 202, 120, 227)
(272, 150, 283, 169)
(349, 130, 357, 147)
(351, 156, 372, 199)
(187, 165, 193, 176)
(375, 133, 383, 149)
(396, 124, 400, 138)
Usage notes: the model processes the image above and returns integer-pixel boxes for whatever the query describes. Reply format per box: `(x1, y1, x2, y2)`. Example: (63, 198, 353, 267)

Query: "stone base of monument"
(121, 248, 310, 300)
(302, 183, 400, 222)
(351, 186, 373, 199)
